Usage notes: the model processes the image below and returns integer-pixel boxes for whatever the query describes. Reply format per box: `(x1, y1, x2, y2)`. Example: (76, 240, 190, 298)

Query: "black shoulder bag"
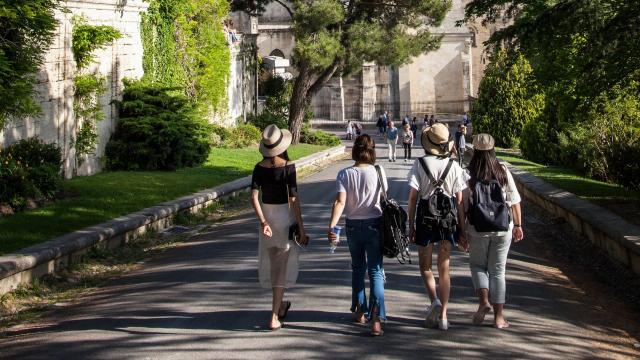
(375, 165, 411, 264)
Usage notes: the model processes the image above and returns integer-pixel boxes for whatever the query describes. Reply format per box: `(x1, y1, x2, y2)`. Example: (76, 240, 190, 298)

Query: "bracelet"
(261, 221, 268, 227)
(514, 224, 521, 227)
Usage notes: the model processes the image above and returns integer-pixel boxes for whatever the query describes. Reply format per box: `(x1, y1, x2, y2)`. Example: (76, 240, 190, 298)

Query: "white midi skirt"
(258, 203, 299, 288)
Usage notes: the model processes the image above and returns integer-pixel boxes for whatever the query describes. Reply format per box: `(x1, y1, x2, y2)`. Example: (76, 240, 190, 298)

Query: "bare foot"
(494, 316, 510, 329)
(353, 311, 366, 324)
(371, 318, 383, 336)
(473, 304, 492, 325)
(269, 316, 282, 330)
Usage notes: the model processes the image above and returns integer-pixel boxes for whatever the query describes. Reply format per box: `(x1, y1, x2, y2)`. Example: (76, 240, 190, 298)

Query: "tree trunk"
(288, 60, 342, 144)
(288, 64, 313, 144)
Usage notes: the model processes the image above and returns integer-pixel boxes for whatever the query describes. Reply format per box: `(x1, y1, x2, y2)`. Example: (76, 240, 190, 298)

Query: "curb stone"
(0, 145, 346, 295)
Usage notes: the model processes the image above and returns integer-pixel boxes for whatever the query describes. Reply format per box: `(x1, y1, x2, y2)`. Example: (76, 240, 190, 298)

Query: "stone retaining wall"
(466, 145, 640, 276)
(0, 146, 346, 295)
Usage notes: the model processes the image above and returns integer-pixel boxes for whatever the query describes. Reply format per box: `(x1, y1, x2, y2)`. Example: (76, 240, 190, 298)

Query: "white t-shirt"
(465, 165, 522, 237)
(336, 165, 389, 220)
(408, 156, 468, 199)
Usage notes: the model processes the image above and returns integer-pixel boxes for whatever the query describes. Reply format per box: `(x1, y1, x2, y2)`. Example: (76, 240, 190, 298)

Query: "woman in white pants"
(251, 125, 310, 331)
(465, 134, 524, 329)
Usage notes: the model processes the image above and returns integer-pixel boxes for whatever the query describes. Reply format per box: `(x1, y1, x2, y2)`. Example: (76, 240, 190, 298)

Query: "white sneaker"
(425, 299, 442, 328)
(438, 318, 449, 331)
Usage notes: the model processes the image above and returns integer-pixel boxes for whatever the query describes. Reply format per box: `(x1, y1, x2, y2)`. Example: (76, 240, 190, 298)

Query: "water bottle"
(329, 226, 342, 254)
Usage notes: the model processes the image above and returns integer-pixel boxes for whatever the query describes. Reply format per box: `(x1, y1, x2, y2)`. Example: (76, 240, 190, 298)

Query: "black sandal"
(278, 301, 292, 320)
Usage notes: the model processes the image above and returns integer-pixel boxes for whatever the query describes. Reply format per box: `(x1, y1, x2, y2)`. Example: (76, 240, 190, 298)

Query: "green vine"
(141, 0, 231, 115)
(72, 16, 122, 70)
(72, 74, 106, 159)
(71, 16, 121, 165)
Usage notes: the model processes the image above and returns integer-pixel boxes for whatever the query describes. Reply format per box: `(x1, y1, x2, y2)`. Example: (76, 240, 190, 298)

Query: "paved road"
(1, 136, 638, 359)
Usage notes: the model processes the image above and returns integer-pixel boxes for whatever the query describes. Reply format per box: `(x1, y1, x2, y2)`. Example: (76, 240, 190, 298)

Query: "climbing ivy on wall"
(141, 0, 231, 115)
(71, 16, 121, 165)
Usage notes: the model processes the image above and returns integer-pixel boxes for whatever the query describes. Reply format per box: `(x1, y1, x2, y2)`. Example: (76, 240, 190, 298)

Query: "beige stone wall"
(0, 0, 149, 178)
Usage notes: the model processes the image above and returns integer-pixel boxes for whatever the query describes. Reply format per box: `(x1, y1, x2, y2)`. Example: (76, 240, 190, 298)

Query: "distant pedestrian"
(464, 134, 523, 330)
(386, 121, 398, 162)
(251, 124, 310, 331)
(402, 123, 414, 162)
(411, 117, 418, 139)
(355, 122, 362, 136)
(402, 114, 410, 127)
(455, 124, 467, 166)
(346, 121, 354, 140)
(328, 134, 388, 336)
(462, 112, 470, 126)
(382, 111, 389, 135)
(428, 115, 435, 127)
(376, 116, 384, 137)
(407, 123, 468, 331)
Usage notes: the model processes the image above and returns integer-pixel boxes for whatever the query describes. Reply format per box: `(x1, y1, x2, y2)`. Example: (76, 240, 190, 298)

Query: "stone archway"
(269, 49, 285, 58)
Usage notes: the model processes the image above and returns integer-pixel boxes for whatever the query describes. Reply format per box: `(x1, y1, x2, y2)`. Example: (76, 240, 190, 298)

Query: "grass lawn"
(0, 144, 328, 255)
(496, 150, 640, 225)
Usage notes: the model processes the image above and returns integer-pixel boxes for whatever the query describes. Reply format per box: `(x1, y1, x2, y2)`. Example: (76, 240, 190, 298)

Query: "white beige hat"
(259, 124, 293, 157)
(472, 133, 495, 151)
(421, 123, 453, 156)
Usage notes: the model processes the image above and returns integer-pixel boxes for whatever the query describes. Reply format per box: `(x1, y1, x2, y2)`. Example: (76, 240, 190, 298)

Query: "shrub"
(210, 123, 261, 148)
(300, 124, 341, 146)
(472, 50, 544, 148)
(0, 138, 62, 209)
(105, 80, 212, 171)
(557, 83, 640, 189)
(249, 112, 288, 131)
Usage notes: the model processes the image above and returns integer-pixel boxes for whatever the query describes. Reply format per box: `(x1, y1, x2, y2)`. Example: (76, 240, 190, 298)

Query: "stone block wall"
(0, 0, 149, 178)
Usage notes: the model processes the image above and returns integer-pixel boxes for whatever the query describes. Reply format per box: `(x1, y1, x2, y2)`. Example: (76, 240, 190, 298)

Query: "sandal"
(370, 305, 383, 336)
(353, 305, 366, 324)
(278, 301, 292, 320)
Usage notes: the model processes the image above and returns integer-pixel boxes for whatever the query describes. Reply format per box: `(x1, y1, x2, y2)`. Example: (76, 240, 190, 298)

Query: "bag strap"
(284, 161, 292, 211)
(374, 165, 387, 200)
(419, 157, 454, 188)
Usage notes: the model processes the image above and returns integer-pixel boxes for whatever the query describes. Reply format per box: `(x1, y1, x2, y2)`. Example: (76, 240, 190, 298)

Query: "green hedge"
(105, 80, 212, 171)
(0, 138, 62, 210)
(300, 124, 341, 146)
(211, 123, 262, 148)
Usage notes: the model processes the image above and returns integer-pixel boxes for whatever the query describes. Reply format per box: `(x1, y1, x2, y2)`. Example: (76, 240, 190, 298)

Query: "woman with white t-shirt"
(328, 134, 388, 336)
(407, 123, 468, 331)
(464, 134, 524, 329)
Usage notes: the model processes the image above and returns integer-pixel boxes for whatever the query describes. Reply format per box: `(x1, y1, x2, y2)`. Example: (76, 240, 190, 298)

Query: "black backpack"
(469, 180, 510, 232)
(417, 158, 458, 237)
(375, 166, 411, 264)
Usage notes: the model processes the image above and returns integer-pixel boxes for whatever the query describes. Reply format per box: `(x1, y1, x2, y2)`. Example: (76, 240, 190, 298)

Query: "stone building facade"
(257, 0, 496, 121)
(0, 1, 256, 178)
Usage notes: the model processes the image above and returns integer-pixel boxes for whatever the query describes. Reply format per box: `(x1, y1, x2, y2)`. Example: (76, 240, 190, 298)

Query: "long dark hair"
(352, 134, 376, 165)
(467, 149, 507, 188)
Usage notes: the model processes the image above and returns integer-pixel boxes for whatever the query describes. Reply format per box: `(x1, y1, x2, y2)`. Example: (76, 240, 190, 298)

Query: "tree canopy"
(463, 0, 640, 97)
(233, 0, 452, 142)
(0, 0, 59, 128)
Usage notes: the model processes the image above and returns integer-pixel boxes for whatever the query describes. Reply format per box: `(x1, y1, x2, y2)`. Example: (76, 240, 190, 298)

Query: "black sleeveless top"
(251, 163, 298, 204)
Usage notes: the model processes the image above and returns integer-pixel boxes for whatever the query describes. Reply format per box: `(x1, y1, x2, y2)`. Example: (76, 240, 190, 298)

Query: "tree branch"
(273, 0, 294, 18)
(306, 59, 342, 100)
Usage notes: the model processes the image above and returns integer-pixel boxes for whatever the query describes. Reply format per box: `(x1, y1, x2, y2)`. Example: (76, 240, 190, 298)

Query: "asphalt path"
(1, 134, 638, 359)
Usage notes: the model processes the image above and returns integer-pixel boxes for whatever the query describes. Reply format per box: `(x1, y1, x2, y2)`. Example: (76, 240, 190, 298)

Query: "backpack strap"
(374, 165, 388, 200)
(419, 157, 454, 188)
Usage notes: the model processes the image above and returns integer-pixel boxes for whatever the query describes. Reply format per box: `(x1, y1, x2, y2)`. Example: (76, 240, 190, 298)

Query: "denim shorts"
(415, 200, 458, 247)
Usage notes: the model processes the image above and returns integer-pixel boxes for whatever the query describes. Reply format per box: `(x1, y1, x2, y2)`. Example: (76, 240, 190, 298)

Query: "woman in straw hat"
(251, 124, 309, 331)
(464, 134, 523, 329)
(407, 123, 468, 331)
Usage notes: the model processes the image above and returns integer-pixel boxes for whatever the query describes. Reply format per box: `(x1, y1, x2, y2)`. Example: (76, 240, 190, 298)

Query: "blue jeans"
(345, 217, 386, 321)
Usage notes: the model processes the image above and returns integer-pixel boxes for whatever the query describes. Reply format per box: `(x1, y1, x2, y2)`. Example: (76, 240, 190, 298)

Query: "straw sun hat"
(421, 123, 453, 156)
(472, 133, 495, 151)
(259, 124, 293, 157)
